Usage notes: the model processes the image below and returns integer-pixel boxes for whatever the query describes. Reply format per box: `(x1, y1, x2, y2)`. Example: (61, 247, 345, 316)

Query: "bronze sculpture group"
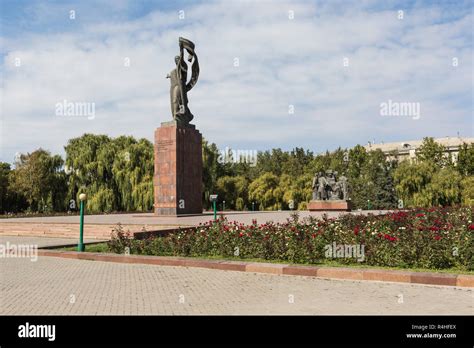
(312, 170, 349, 201)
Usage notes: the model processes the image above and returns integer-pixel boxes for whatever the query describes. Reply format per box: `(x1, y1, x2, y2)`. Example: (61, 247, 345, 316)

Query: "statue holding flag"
(166, 37, 200, 126)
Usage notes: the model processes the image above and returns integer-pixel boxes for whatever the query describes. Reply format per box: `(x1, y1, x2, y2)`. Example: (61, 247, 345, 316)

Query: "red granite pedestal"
(154, 121, 203, 215)
(308, 200, 352, 212)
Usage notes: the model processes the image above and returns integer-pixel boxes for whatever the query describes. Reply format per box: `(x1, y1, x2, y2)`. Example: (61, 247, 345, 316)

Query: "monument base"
(308, 200, 352, 212)
(154, 122, 203, 216)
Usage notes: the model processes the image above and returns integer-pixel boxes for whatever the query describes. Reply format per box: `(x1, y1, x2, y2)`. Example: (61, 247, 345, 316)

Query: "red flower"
(416, 213, 425, 218)
(354, 226, 360, 235)
(238, 232, 243, 238)
(434, 235, 441, 241)
(468, 224, 474, 230)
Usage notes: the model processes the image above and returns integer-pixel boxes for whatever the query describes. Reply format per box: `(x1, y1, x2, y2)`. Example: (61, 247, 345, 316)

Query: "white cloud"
(0, 0, 472, 162)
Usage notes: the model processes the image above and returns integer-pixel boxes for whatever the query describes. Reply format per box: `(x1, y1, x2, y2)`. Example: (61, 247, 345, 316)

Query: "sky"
(0, 0, 472, 163)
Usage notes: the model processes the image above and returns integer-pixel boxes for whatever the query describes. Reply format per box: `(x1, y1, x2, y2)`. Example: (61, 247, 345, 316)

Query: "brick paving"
(1, 256, 472, 315)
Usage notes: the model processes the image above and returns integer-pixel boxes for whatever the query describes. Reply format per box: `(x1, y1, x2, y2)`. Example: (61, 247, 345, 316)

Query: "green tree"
(461, 176, 474, 206)
(0, 163, 9, 213)
(280, 173, 313, 210)
(427, 168, 461, 206)
(65, 134, 153, 213)
(347, 145, 367, 179)
(248, 172, 280, 210)
(9, 149, 67, 212)
(394, 161, 461, 207)
(216, 175, 248, 210)
(457, 143, 474, 176)
(416, 137, 450, 167)
(282, 147, 313, 177)
(202, 139, 223, 209)
(394, 161, 434, 207)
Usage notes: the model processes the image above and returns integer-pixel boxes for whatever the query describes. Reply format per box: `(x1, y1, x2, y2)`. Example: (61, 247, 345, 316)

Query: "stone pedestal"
(308, 200, 352, 212)
(154, 121, 202, 215)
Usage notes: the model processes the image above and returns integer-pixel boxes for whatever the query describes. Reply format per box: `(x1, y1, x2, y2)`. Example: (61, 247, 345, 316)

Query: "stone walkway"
(0, 236, 103, 248)
(0, 210, 386, 227)
(0, 256, 472, 315)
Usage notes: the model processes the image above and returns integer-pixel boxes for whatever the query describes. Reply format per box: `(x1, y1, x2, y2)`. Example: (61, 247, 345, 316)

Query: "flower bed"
(108, 207, 473, 270)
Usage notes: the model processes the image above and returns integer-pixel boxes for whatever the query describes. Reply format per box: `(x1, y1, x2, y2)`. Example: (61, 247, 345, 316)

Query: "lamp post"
(223, 200, 225, 212)
(252, 201, 255, 211)
(78, 193, 87, 252)
(210, 194, 218, 221)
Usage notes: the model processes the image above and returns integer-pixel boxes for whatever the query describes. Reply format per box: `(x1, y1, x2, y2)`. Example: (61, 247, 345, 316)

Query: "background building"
(364, 136, 474, 163)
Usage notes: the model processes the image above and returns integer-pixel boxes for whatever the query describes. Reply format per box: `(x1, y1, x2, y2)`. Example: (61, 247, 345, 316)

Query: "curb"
(37, 250, 474, 288)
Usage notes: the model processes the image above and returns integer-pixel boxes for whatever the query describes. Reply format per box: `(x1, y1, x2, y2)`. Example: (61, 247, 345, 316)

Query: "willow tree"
(65, 134, 153, 213)
(248, 172, 281, 210)
(216, 175, 248, 210)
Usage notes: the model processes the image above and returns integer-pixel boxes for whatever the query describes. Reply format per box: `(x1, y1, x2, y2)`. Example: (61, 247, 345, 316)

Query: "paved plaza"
(0, 210, 384, 227)
(1, 254, 472, 315)
(0, 211, 388, 240)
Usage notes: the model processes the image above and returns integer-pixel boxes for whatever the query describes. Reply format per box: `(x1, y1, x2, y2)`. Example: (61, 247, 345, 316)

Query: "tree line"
(0, 135, 472, 214)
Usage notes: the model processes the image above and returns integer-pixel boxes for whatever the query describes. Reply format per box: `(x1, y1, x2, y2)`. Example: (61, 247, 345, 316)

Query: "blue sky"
(0, 0, 472, 163)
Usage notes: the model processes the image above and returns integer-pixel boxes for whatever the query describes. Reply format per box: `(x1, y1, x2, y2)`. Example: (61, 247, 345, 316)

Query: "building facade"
(364, 137, 474, 163)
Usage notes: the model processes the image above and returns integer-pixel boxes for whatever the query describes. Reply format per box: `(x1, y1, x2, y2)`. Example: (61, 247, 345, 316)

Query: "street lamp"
(210, 194, 218, 221)
(223, 200, 226, 212)
(252, 201, 255, 211)
(78, 193, 87, 252)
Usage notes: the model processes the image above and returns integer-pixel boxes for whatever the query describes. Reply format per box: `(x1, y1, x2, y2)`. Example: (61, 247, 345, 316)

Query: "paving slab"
(0, 256, 472, 315)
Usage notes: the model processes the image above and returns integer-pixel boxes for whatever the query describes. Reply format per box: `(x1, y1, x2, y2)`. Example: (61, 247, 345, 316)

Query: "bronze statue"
(166, 37, 199, 125)
(311, 170, 350, 201)
(338, 174, 349, 200)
